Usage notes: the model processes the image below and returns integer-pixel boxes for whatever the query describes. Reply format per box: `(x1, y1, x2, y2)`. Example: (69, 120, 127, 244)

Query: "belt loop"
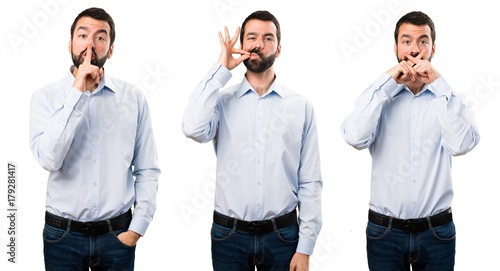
(231, 218, 238, 233)
(270, 218, 278, 232)
(426, 216, 433, 230)
(387, 217, 394, 231)
(106, 219, 113, 233)
(66, 220, 72, 233)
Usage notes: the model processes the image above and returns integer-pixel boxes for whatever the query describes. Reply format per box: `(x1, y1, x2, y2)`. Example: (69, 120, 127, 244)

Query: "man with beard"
(341, 11, 479, 270)
(182, 10, 322, 271)
(29, 7, 160, 270)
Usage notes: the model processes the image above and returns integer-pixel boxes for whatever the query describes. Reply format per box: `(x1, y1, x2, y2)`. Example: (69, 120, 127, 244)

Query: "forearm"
(432, 78, 480, 155)
(129, 168, 160, 236)
(296, 180, 322, 255)
(341, 74, 397, 149)
(29, 88, 87, 171)
(182, 64, 231, 142)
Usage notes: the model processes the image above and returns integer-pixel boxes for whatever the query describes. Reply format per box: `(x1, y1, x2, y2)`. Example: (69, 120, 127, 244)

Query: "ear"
(393, 42, 397, 57)
(430, 43, 436, 59)
(68, 38, 72, 54)
(276, 43, 281, 57)
(107, 44, 114, 59)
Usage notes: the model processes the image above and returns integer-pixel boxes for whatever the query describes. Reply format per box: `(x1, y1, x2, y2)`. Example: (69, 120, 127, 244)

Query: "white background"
(1, 0, 499, 270)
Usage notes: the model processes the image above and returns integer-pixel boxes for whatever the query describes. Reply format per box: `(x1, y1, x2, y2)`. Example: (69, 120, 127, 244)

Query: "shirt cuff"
(376, 73, 398, 98)
(430, 76, 452, 101)
(209, 63, 232, 87)
(128, 215, 150, 237)
(296, 237, 317, 255)
(66, 87, 86, 112)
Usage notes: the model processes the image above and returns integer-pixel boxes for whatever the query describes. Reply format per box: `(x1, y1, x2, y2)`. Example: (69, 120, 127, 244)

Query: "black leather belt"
(368, 208, 452, 233)
(213, 209, 298, 235)
(45, 209, 132, 235)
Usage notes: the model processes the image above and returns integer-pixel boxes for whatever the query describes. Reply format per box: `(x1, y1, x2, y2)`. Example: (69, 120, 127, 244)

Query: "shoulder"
(282, 86, 315, 109)
(105, 75, 147, 99)
(31, 75, 71, 101)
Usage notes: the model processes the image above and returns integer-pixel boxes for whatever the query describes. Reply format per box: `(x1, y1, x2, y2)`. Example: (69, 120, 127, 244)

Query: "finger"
(416, 49, 427, 60)
(232, 48, 249, 55)
(405, 49, 427, 65)
(224, 26, 230, 45)
(404, 54, 417, 66)
(218, 31, 225, 48)
(230, 26, 240, 47)
(84, 44, 93, 64)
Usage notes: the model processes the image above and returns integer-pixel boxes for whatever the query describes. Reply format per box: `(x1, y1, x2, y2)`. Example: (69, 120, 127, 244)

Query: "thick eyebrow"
(76, 26, 108, 36)
(400, 33, 430, 40)
(246, 32, 275, 38)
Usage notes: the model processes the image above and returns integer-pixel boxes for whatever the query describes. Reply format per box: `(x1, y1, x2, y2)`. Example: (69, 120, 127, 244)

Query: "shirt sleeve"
(128, 91, 161, 236)
(341, 73, 399, 150)
(182, 63, 232, 143)
(296, 103, 323, 255)
(431, 76, 480, 155)
(29, 86, 87, 171)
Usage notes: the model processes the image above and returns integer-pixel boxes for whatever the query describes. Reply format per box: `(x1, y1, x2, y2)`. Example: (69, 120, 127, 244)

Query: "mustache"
(248, 48, 263, 57)
(403, 53, 419, 61)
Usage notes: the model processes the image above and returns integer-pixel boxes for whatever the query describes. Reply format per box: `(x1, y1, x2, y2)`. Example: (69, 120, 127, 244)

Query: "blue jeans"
(211, 222, 299, 271)
(366, 220, 456, 271)
(43, 224, 136, 271)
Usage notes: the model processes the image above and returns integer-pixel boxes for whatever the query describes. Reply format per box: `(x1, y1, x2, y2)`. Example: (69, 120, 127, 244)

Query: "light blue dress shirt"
(341, 73, 480, 219)
(30, 70, 160, 236)
(182, 64, 323, 255)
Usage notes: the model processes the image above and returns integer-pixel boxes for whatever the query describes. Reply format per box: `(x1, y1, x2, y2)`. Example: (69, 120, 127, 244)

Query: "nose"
(409, 42, 420, 55)
(254, 37, 264, 50)
(87, 39, 95, 50)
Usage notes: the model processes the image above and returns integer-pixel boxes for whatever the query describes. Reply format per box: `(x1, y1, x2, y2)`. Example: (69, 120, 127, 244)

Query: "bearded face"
(71, 46, 108, 68)
(243, 48, 277, 73)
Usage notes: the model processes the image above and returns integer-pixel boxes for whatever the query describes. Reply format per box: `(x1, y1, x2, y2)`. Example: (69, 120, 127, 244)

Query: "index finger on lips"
(84, 44, 93, 64)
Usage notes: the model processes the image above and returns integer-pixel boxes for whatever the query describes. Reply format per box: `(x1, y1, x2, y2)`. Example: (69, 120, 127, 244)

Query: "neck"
(406, 80, 425, 95)
(245, 68, 276, 96)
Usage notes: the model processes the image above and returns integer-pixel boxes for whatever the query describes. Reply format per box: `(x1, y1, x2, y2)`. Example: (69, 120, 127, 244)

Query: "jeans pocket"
(111, 229, 136, 248)
(366, 221, 389, 240)
(431, 222, 456, 241)
(211, 223, 233, 241)
(43, 224, 67, 243)
(276, 224, 299, 243)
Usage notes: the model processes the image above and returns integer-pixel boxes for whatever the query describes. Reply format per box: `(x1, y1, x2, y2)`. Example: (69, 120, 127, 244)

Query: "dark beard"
(243, 50, 277, 73)
(72, 47, 107, 68)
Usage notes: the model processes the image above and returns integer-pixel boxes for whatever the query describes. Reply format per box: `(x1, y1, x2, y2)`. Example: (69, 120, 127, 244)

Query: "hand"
(72, 44, 103, 92)
(117, 230, 141, 247)
(387, 49, 440, 84)
(405, 51, 440, 84)
(217, 26, 250, 70)
(289, 252, 309, 271)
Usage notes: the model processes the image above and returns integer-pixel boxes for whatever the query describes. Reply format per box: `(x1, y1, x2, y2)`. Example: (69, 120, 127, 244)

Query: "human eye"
(95, 36, 106, 42)
(420, 39, 429, 45)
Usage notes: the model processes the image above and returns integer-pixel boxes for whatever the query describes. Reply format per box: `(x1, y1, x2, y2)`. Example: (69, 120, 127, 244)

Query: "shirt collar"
(391, 82, 439, 98)
(235, 74, 285, 99)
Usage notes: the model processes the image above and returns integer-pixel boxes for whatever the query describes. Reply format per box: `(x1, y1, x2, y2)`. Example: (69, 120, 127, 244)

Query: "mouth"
(82, 48, 97, 60)
(248, 48, 262, 59)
